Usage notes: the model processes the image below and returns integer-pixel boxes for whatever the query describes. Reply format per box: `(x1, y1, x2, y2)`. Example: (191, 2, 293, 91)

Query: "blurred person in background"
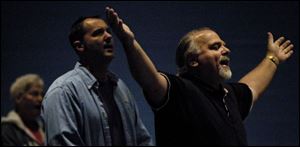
(1, 74, 45, 146)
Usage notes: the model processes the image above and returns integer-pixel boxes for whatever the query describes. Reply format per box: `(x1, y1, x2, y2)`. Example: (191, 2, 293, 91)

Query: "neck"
(81, 60, 110, 81)
(184, 70, 223, 90)
(92, 69, 109, 81)
(18, 112, 39, 131)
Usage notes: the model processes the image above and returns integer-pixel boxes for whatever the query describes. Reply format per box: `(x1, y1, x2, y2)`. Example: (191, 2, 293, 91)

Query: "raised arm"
(239, 32, 294, 105)
(105, 7, 168, 107)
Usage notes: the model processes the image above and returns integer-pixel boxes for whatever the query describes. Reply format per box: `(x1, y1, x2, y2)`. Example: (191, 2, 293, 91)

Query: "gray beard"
(219, 66, 232, 80)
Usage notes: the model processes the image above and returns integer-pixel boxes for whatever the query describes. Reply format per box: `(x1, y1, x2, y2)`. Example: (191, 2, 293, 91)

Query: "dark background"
(1, 1, 298, 145)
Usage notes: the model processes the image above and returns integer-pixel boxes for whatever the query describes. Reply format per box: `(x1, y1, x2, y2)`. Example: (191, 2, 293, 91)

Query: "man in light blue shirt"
(41, 14, 153, 146)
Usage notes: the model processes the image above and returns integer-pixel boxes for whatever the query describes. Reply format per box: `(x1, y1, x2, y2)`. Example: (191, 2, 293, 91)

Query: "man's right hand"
(105, 7, 135, 43)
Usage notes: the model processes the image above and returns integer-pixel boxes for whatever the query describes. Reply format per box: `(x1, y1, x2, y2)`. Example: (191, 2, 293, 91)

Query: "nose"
(104, 31, 112, 42)
(221, 46, 230, 55)
(35, 92, 44, 103)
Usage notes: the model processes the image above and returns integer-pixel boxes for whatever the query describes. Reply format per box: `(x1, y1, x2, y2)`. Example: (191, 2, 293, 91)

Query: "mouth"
(103, 44, 114, 52)
(219, 56, 230, 66)
(34, 104, 41, 110)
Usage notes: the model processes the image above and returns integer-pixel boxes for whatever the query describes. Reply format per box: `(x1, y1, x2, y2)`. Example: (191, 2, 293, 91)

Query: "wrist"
(266, 55, 279, 66)
(121, 37, 135, 48)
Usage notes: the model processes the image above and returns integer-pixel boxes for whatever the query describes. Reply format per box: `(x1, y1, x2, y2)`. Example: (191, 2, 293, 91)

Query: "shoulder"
(160, 72, 185, 90)
(1, 122, 24, 139)
(48, 70, 81, 91)
(1, 122, 39, 146)
(160, 72, 195, 93)
(152, 72, 187, 111)
(43, 72, 83, 109)
(45, 68, 90, 98)
(1, 122, 19, 131)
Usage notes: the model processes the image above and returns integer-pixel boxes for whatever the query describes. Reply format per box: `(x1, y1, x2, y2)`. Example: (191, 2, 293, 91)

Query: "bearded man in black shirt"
(106, 7, 294, 146)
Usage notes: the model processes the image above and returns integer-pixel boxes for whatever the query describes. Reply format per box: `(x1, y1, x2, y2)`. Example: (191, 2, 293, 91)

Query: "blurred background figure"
(1, 74, 45, 146)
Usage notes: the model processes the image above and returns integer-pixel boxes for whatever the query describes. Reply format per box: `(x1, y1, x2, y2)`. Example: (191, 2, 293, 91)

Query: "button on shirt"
(41, 62, 153, 146)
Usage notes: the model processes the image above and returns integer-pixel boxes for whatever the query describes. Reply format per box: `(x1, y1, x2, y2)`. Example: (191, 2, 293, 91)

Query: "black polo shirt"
(152, 72, 252, 146)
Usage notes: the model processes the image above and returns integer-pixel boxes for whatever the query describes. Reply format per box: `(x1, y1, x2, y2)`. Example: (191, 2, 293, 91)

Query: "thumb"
(267, 32, 274, 45)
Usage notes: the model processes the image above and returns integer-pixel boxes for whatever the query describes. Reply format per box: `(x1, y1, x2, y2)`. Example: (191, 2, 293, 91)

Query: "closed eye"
(92, 29, 104, 36)
(209, 43, 221, 50)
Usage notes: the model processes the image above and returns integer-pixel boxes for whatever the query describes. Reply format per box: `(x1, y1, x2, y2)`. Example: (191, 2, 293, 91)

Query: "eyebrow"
(209, 40, 226, 46)
(92, 26, 111, 34)
(91, 28, 104, 35)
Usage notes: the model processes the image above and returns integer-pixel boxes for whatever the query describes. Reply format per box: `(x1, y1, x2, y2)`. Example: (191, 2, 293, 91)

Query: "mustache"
(103, 41, 113, 48)
(219, 56, 230, 66)
(220, 56, 230, 62)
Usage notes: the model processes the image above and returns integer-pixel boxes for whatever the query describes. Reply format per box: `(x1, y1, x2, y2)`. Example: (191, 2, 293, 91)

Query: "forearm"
(239, 57, 277, 103)
(122, 38, 158, 86)
(106, 7, 167, 105)
(121, 38, 167, 103)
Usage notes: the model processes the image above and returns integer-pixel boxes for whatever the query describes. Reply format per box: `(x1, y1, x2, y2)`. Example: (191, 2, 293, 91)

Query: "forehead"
(83, 18, 108, 32)
(194, 30, 224, 45)
(28, 83, 43, 90)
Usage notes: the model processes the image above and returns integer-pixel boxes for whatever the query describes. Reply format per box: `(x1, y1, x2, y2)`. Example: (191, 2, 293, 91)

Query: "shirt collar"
(74, 62, 118, 90)
(180, 72, 228, 96)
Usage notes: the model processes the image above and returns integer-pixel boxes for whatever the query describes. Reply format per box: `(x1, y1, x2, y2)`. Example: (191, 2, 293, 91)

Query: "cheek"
(198, 53, 218, 65)
(85, 38, 104, 48)
(22, 100, 32, 108)
(22, 96, 36, 105)
(86, 42, 100, 50)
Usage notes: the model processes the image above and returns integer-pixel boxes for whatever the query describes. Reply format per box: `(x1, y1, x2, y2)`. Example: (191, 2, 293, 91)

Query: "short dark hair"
(68, 15, 102, 49)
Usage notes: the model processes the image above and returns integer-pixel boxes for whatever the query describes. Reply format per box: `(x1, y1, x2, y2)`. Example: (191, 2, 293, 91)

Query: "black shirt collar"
(180, 72, 227, 97)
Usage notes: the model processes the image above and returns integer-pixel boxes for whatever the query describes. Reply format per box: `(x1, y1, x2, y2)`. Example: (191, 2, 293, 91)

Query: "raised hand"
(105, 7, 135, 42)
(267, 32, 294, 64)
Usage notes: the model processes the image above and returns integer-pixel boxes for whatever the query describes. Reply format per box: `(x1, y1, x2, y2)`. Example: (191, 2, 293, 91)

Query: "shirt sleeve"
(41, 87, 84, 146)
(151, 72, 183, 112)
(227, 83, 253, 120)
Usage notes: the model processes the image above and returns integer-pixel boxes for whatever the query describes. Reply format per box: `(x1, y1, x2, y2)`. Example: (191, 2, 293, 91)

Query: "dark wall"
(1, 1, 298, 145)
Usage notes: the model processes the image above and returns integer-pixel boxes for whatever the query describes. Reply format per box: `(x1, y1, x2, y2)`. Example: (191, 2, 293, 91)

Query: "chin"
(104, 52, 115, 57)
(219, 67, 232, 80)
(105, 54, 115, 60)
(29, 111, 41, 119)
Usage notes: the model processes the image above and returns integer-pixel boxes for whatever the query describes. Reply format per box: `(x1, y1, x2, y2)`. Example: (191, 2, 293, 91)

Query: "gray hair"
(176, 27, 212, 75)
(10, 74, 44, 100)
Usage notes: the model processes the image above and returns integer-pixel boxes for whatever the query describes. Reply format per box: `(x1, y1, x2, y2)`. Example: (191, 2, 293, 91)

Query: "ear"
(15, 94, 23, 104)
(74, 40, 85, 52)
(187, 55, 199, 68)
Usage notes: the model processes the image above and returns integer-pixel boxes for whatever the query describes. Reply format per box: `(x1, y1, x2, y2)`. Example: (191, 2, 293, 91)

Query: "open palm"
(106, 7, 135, 42)
(267, 32, 294, 63)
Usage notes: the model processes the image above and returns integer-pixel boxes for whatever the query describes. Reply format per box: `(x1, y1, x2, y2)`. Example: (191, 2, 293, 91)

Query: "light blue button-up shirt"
(41, 62, 153, 146)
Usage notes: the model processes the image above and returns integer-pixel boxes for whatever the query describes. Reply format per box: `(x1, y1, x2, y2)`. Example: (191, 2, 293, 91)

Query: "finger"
(283, 44, 294, 53)
(286, 50, 294, 57)
(105, 6, 110, 12)
(281, 40, 291, 48)
(105, 7, 110, 18)
(108, 10, 118, 25)
(275, 36, 285, 45)
(118, 19, 124, 31)
(106, 7, 114, 22)
(109, 8, 118, 20)
(113, 12, 121, 24)
(268, 32, 274, 44)
(105, 7, 114, 17)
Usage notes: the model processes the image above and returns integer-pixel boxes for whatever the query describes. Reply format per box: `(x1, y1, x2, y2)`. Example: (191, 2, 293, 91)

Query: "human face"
(82, 18, 114, 63)
(18, 84, 44, 120)
(193, 30, 232, 80)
